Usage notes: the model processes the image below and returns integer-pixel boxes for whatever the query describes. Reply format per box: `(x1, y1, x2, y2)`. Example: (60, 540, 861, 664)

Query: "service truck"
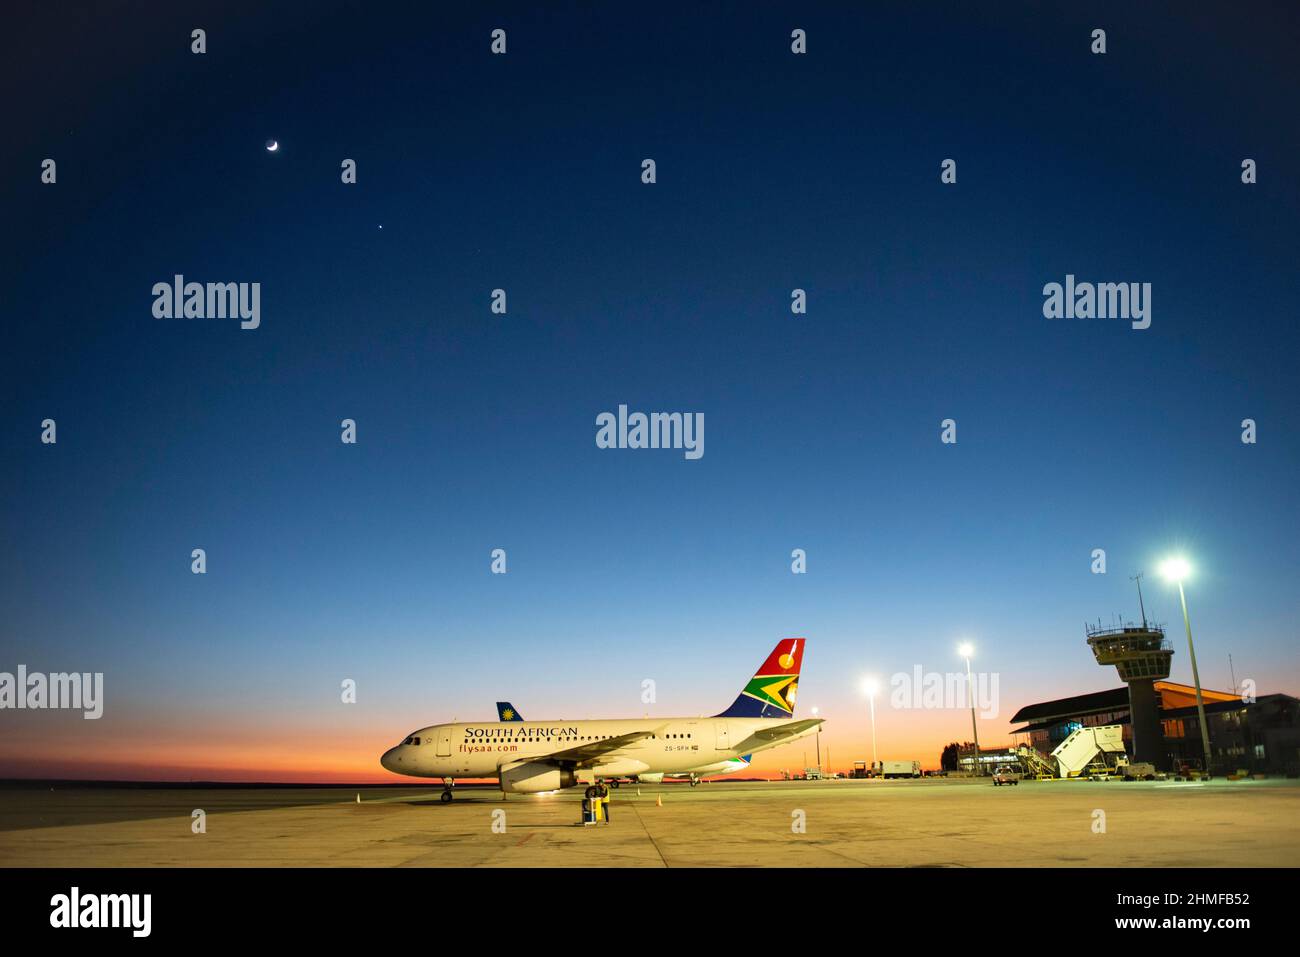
(881, 760, 922, 779)
(1119, 760, 1156, 780)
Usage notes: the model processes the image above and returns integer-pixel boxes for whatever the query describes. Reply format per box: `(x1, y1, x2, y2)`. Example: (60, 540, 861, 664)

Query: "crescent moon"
(266, 140, 279, 152)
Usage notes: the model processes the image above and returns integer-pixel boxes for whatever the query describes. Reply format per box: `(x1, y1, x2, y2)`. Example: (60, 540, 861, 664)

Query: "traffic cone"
(356, 793, 361, 803)
(656, 794, 663, 807)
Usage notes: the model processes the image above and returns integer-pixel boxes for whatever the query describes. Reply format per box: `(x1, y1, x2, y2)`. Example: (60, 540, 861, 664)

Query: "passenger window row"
(458, 735, 624, 743)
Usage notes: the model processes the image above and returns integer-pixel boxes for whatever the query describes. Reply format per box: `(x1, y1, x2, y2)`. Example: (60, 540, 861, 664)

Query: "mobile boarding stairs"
(1011, 724, 1129, 779)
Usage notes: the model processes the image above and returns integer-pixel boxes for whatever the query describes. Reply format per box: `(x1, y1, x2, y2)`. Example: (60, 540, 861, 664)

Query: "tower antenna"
(1131, 572, 1147, 627)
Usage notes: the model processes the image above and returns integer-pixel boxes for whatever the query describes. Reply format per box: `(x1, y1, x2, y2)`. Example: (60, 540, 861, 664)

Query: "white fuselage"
(381, 716, 811, 782)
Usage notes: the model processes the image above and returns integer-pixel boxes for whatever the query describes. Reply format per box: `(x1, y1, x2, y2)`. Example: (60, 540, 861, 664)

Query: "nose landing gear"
(689, 774, 700, 788)
(440, 777, 454, 803)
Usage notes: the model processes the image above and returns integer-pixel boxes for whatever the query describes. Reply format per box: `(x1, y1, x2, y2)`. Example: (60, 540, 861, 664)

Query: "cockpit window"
(413, 737, 421, 745)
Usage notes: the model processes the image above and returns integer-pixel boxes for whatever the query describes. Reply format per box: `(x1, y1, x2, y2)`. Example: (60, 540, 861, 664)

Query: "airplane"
(490, 700, 751, 786)
(381, 638, 821, 801)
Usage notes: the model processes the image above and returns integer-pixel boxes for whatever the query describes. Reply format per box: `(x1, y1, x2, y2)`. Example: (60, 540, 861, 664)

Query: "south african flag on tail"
(714, 639, 804, 718)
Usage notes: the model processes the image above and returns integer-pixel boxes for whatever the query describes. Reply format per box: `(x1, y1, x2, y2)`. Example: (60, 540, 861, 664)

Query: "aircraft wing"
(534, 728, 663, 769)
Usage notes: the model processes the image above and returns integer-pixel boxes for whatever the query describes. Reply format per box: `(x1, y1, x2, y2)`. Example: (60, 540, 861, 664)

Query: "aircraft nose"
(380, 747, 401, 772)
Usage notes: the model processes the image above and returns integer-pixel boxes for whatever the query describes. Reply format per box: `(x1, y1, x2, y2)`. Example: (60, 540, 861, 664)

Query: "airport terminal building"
(1007, 682, 1300, 774)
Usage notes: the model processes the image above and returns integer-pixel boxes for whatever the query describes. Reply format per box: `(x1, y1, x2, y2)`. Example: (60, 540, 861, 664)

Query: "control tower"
(1087, 622, 1173, 769)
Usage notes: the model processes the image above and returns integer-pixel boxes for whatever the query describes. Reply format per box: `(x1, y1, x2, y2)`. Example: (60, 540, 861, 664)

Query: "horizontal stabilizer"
(750, 718, 823, 740)
(730, 718, 823, 756)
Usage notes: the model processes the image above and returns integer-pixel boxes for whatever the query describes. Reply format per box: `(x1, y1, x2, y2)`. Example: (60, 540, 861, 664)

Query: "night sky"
(2, 2, 1297, 781)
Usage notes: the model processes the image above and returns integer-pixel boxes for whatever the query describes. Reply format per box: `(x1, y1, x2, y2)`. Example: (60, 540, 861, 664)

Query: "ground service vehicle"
(882, 760, 922, 779)
(992, 765, 1023, 786)
(1120, 761, 1156, 780)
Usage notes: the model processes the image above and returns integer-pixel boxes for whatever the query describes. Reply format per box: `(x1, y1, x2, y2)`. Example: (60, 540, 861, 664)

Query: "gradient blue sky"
(2, 2, 1297, 779)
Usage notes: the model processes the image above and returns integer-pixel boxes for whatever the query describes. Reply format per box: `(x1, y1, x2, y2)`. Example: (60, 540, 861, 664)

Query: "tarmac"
(1, 776, 1297, 867)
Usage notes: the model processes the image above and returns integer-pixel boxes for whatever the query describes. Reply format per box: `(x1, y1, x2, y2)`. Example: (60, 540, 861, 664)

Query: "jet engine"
(499, 761, 577, 794)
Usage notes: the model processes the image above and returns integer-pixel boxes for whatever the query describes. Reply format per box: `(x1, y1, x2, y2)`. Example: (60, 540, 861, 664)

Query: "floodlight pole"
(965, 654, 982, 775)
(1176, 579, 1213, 773)
(869, 692, 878, 770)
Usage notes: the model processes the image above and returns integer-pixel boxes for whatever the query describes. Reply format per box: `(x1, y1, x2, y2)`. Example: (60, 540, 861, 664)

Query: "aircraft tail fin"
(496, 701, 524, 722)
(714, 639, 804, 719)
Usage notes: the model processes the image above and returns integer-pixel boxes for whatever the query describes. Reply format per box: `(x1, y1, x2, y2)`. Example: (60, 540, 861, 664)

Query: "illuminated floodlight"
(1159, 556, 1192, 582)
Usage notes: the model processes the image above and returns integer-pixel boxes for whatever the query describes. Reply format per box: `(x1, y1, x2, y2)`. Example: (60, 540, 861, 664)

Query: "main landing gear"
(440, 777, 454, 803)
